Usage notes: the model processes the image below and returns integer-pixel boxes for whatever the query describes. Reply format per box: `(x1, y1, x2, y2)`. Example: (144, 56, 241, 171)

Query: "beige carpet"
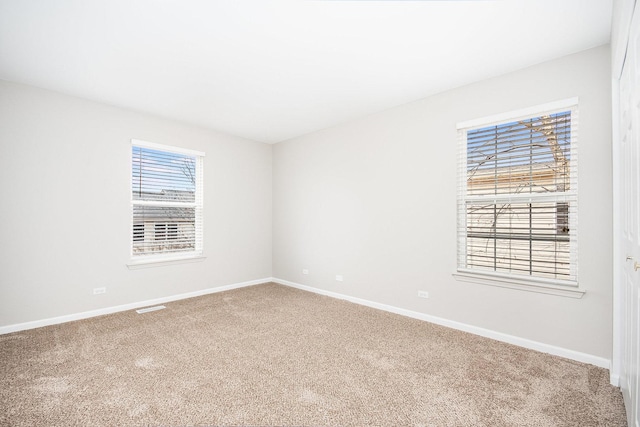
(0, 283, 626, 426)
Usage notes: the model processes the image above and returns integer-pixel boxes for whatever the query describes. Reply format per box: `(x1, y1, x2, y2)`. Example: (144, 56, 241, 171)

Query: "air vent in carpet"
(136, 305, 166, 314)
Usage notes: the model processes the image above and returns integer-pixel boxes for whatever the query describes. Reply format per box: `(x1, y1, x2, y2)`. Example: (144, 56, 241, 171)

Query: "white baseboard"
(610, 373, 620, 387)
(272, 278, 612, 371)
(0, 278, 271, 335)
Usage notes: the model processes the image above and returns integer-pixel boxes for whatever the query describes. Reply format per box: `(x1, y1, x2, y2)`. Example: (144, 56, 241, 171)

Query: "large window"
(131, 140, 204, 262)
(457, 101, 578, 288)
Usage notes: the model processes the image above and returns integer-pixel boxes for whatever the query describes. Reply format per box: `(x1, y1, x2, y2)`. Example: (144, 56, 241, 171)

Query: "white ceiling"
(0, 0, 612, 144)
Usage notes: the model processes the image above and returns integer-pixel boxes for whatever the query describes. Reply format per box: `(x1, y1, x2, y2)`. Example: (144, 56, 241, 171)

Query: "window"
(153, 223, 178, 241)
(131, 140, 204, 263)
(133, 224, 144, 242)
(456, 100, 578, 289)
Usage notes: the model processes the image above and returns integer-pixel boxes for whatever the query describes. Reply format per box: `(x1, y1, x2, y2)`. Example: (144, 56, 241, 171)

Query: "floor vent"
(136, 305, 166, 314)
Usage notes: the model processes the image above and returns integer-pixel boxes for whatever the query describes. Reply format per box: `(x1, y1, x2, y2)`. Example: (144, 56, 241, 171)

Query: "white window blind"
(131, 140, 204, 261)
(457, 102, 578, 285)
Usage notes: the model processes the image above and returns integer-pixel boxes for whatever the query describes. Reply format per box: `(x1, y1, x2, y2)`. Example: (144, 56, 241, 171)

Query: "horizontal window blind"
(457, 104, 578, 284)
(131, 140, 204, 260)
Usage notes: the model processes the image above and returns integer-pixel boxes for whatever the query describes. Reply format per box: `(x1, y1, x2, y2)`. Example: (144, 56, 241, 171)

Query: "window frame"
(453, 98, 584, 298)
(128, 139, 205, 268)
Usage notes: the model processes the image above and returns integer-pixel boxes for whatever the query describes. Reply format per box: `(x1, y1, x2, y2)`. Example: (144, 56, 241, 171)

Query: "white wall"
(0, 46, 614, 362)
(273, 45, 613, 359)
(0, 80, 272, 327)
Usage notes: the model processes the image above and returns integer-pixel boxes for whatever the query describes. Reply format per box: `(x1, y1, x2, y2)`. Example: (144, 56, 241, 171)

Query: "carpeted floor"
(0, 282, 627, 426)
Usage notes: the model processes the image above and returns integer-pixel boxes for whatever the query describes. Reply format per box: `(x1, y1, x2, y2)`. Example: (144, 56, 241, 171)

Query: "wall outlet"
(93, 287, 106, 295)
(302, 269, 309, 275)
(418, 291, 429, 299)
(335, 275, 344, 282)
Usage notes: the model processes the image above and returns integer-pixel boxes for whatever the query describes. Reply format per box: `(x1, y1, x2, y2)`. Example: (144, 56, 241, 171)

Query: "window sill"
(453, 270, 585, 299)
(127, 255, 206, 269)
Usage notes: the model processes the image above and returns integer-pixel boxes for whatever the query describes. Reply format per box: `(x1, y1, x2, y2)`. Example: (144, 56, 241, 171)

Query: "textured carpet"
(0, 283, 627, 426)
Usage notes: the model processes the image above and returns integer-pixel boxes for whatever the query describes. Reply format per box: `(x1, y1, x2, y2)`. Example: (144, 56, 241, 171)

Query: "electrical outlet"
(418, 291, 429, 299)
(302, 269, 309, 275)
(335, 275, 344, 282)
(93, 287, 106, 295)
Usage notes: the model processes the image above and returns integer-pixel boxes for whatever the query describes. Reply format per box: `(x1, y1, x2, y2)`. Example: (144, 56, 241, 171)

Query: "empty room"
(1, 0, 638, 426)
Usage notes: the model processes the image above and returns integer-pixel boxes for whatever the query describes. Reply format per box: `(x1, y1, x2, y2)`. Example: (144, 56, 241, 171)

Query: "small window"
(131, 140, 204, 261)
(457, 101, 578, 286)
(556, 202, 569, 235)
(153, 223, 178, 241)
(154, 223, 167, 241)
(133, 224, 144, 242)
(167, 223, 178, 240)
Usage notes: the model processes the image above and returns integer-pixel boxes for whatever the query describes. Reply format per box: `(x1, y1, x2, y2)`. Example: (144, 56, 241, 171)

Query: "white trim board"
(272, 278, 612, 373)
(0, 278, 270, 335)
(457, 97, 579, 129)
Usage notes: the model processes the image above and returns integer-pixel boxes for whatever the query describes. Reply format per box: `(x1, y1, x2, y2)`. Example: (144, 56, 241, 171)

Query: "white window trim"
(131, 138, 205, 158)
(453, 271, 585, 298)
(456, 98, 579, 130)
(127, 255, 206, 270)
(454, 98, 583, 297)
(128, 139, 205, 268)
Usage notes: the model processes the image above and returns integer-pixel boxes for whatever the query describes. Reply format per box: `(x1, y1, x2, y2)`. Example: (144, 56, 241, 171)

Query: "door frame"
(611, 0, 636, 388)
